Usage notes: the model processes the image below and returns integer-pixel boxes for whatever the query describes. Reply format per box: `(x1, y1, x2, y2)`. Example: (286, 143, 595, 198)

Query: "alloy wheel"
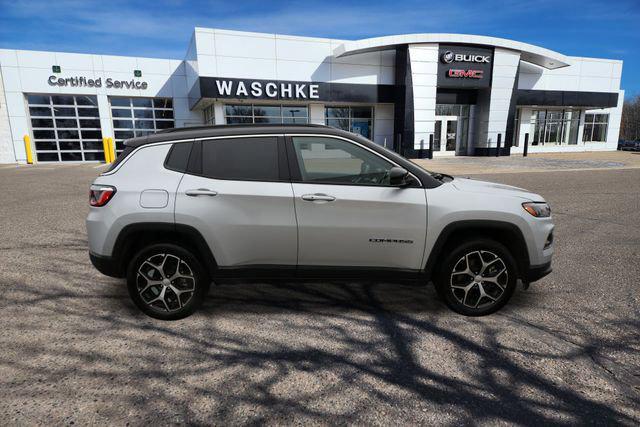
(136, 253, 196, 312)
(449, 250, 508, 309)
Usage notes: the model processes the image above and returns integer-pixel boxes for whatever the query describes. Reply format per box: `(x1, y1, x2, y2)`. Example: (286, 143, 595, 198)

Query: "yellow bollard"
(23, 135, 34, 164)
(102, 137, 112, 163)
(108, 137, 116, 162)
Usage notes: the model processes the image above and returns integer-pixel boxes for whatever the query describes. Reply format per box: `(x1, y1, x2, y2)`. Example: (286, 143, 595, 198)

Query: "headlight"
(522, 202, 551, 218)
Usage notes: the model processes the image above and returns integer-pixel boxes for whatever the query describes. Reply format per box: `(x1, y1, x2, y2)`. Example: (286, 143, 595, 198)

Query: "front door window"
(291, 136, 393, 186)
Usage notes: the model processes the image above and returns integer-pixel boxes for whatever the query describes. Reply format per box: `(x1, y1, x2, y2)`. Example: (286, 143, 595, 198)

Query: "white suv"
(87, 124, 554, 320)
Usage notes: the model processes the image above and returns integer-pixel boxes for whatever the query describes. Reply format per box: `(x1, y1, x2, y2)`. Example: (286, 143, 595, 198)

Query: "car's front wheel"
(127, 243, 209, 320)
(435, 239, 518, 316)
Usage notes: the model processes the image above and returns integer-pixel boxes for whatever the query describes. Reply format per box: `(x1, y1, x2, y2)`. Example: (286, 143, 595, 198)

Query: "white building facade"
(0, 28, 624, 163)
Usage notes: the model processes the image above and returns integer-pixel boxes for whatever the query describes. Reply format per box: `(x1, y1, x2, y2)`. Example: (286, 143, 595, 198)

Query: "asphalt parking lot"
(0, 159, 639, 425)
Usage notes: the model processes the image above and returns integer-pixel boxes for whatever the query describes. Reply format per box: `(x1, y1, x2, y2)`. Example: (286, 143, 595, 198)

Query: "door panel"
(292, 183, 427, 269)
(174, 136, 296, 267)
(176, 175, 297, 266)
(287, 135, 427, 269)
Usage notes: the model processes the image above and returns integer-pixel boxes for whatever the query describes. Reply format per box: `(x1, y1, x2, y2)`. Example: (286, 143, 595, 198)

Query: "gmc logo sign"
(448, 69, 484, 79)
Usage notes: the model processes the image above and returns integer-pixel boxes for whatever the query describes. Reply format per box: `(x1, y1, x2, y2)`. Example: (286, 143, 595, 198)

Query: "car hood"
(451, 177, 543, 202)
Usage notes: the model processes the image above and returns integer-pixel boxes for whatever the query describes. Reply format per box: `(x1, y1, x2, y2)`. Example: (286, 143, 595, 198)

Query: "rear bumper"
(89, 252, 123, 278)
(524, 261, 552, 283)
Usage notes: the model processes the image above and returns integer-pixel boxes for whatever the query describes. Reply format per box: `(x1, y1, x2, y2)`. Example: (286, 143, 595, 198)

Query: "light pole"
(287, 108, 300, 123)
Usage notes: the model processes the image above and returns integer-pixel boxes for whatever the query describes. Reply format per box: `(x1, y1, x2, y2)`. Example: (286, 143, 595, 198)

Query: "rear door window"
(200, 137, 281, 181)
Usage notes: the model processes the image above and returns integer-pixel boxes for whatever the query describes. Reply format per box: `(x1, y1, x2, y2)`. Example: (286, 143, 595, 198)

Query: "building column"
(0, 67, 16, 163)
(373, 104, 394, 148)
(309, 103, 325, 125)
(476, 48, 521, 154)
(213, 101, 224, 124)
(409, 44, 438, 156)
(607, 89, 624, 146)
(97, 94, 113, 142)
(511, 107, 531, 152)
(577, 109, 587, 147)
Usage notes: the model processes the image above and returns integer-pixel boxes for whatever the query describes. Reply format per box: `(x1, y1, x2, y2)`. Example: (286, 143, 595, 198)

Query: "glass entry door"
(445, 120, 458, 151)
(433, 104, 472, 156)
(433, 116, 462, 155)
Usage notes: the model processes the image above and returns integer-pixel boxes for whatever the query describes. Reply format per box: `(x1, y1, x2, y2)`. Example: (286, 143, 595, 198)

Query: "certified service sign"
(48, 75, 149, 90)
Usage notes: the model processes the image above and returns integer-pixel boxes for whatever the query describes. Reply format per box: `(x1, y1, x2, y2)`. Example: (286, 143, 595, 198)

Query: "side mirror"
(389, 166, 411, 187)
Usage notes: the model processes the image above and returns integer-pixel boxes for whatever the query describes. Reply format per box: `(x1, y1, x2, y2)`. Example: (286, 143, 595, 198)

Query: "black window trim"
(284, 134, 423, 189)
(181, 134, 290, 183)
(103, 138, 193, 175)
(163, 140, 194, 173)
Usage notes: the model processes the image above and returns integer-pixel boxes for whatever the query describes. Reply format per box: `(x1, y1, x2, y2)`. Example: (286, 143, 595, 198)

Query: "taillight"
(89, 185, 116, 207)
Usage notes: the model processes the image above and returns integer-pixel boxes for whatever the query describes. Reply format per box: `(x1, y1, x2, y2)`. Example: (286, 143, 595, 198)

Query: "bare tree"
(620, 95, 640, 141)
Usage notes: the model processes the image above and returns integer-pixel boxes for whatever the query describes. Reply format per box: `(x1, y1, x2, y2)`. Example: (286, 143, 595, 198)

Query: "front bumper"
(524, 261, 552, 283)
(89, 252, 123, 278)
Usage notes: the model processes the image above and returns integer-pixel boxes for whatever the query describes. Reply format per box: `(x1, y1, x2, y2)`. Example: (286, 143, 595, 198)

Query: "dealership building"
(0, 27, 624, 163)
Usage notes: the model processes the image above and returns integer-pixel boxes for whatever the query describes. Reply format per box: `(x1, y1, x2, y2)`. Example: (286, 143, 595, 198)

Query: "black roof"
(124, 124, 348, 148)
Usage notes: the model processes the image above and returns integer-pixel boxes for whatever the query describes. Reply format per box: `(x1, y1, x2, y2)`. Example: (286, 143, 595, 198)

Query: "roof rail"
(156, 123, 330, 134)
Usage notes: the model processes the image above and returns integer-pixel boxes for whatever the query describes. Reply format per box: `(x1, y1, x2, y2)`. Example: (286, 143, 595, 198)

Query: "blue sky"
(0, 0, 638, 96)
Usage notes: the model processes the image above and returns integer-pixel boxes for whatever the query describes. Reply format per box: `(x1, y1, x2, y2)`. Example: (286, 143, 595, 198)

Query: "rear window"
(201, 137, 280, 181)
(106, 146, 134, 172)
(164, 142, 193, 172)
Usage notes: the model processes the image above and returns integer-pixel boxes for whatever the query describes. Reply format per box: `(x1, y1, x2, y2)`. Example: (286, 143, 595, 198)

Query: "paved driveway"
(0, 163, 638, 424)
(412, 151, 640, 175)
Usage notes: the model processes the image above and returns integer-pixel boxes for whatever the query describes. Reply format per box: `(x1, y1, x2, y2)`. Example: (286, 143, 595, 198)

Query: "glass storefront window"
(435, 104, 471, 118)
(27, 94, 103, 162)
(203, 105, 215, 125)
(582, 113, 609, 142)
(224, 104, 309, 125)
(110, 97, 175, 153)
(325, 106, 374, 139)
(530, 109, 580, 146)
(512, 108, 521, 147)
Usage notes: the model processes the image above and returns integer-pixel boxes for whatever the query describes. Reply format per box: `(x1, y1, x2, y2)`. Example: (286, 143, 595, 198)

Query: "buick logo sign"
(441, 51, 491, 64)
(442, 51, 455, 64)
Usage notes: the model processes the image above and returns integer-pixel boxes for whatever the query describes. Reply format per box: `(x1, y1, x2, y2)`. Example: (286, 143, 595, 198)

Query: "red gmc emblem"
(448, 69, 484, 79)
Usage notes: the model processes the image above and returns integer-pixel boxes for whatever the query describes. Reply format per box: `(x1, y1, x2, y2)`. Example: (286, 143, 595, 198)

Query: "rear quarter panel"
(86, 143, 184, 256)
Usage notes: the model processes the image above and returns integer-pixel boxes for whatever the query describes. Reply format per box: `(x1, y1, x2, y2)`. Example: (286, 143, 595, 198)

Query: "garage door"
(27, 94, 104, 162)
(110, 97, 174, 155)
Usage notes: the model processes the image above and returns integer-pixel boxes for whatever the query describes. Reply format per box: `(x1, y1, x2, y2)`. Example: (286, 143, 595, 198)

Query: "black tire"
(127, 243, 210, 320)
(434, 238, 518, 316)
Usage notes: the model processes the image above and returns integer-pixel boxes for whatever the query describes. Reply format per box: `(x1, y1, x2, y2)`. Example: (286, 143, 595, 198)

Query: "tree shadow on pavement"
(1, 274, 638, 425)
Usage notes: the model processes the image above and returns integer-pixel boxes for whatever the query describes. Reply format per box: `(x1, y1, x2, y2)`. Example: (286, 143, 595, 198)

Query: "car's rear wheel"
(127, 243, 209, 320)
(435, 239, 518, 316)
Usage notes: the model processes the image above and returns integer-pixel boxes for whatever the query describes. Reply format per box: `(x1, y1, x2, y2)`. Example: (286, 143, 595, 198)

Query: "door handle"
(301, 193, 336, 202)
(185, 188, 218, 197)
